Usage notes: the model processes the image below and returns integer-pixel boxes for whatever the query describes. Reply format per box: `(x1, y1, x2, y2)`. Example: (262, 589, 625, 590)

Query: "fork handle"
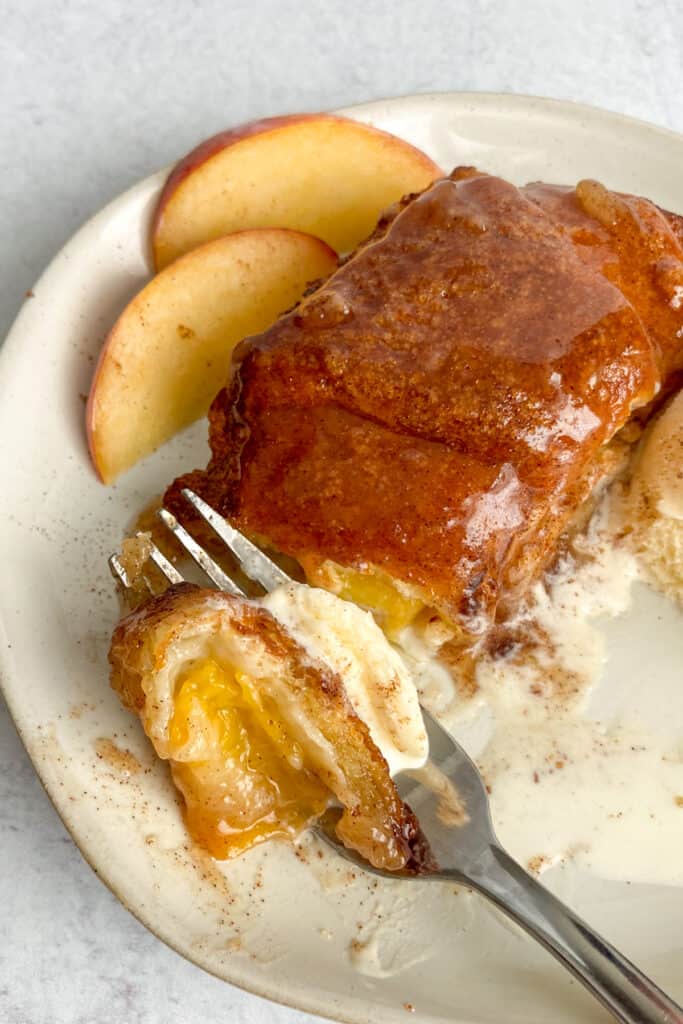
(464, 843, 683, 1024)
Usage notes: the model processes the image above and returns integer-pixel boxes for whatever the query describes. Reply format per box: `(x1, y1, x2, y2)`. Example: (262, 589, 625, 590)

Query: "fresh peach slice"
(152, 114, 442, 269)
(87, 228, 337, 484)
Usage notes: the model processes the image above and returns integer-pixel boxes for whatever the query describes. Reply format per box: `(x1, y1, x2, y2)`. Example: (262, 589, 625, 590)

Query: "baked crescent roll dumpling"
(109, 583, 431, 872)
(166, 169, 683, 639)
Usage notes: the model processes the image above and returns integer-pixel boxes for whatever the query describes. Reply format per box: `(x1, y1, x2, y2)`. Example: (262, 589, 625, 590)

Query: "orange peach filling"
(309, 562, 424, 636)
(168, 659, 330, 858)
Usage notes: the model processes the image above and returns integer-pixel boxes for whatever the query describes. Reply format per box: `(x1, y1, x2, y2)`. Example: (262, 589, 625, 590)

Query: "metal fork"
(110, 487, 683, 1024)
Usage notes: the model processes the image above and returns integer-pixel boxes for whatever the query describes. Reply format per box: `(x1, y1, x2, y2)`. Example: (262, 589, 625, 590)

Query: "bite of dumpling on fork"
(108, 487, 436, 874)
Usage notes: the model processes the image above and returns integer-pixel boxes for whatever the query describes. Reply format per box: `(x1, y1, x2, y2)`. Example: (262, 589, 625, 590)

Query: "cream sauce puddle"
(397, 493, 683, 888)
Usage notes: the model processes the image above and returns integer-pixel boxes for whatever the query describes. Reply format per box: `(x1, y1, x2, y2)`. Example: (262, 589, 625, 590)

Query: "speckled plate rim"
(2, 91, 683, 1024)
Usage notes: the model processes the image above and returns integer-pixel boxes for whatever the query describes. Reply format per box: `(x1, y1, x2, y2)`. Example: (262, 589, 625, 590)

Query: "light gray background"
(1, 2, 682, 1022)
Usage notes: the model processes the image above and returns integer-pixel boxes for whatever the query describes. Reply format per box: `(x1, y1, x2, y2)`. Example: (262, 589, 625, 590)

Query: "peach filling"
(168, 658, 330, 858)
(309, 562, 424, 636)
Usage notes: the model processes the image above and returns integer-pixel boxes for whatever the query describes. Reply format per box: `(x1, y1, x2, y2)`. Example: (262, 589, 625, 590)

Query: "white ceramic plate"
(1, 93, 682, 1024)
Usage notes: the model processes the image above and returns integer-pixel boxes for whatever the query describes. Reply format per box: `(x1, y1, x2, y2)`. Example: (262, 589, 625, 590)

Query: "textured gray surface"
(1, 1, 682, 1022)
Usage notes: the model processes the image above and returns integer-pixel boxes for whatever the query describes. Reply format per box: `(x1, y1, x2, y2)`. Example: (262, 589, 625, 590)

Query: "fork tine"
(109, 553, 155, 595)
(156, 508, 246, 596)
(110, 542, 183, 595)
(143, 536, 185, 585)
(181, 488, 291, 593)
(109, 553, 130, 588)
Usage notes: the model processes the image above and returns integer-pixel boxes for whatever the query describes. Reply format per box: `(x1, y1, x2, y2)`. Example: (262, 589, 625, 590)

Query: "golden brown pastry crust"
(166, 169, 683, 631)
(109, 584, 432, 872)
